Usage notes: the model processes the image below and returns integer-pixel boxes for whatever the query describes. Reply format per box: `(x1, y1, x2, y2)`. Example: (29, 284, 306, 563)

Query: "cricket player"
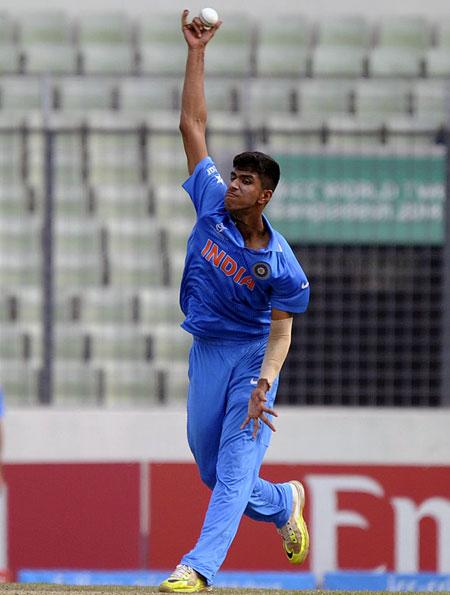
(159, 10, 310, 593)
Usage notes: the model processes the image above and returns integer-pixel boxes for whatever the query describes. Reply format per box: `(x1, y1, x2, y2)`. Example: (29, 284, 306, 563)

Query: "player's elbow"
(179, 113, 206, 136)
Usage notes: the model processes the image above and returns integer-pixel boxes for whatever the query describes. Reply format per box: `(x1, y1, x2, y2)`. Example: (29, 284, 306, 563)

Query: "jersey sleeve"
(182, 156, 227, 218)
(271, 253, 310, 314)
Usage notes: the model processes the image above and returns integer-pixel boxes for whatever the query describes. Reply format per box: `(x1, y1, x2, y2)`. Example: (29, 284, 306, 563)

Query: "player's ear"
(258, 188, 273, 206)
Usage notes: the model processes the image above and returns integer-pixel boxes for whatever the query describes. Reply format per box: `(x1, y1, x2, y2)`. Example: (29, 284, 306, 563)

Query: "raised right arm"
(179, 9, 221, 174)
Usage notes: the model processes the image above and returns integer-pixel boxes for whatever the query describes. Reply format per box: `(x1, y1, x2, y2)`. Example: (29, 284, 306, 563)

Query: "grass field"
(0, 586, 436, 595)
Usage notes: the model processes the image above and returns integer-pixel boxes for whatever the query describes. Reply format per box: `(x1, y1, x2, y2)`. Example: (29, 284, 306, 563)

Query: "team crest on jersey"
(252, 262, 271, 280)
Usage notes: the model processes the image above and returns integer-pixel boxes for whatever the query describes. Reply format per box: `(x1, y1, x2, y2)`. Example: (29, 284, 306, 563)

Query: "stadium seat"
(247, 78, 299, 121)
(254, 115, 325, 152)
(0, 44, 21, 74)
(12, 288, 42, 324)
(317, 15, 371, 48)
(310, 47, 367, 77)
(256, 15, 311, 77)
(0, 218, 42, 287)
(205, 44, 253, 77)
(94, 184, 152, 221)
(0, 13, 15, 44)
(425, 48, 450, 78)
(163, 219, 193, 256)
(23, 44, 78, 74)
(153, 183, 196, 224)
(0, 76, 45, 112)
(326, 115, 386, 146)
(159, 361, 189, 403)
(119, 77, 180, 114)
(90, 326, 151, 362)
(0, 324, 41, 361)
(368, 47, 424, 78)
(204, 78, 242, 114)
(386, 117, 441, 147)
(54, 219, 104, 289)
(0, 292, 13, 322)
(55, 77, 117, 112)
(377, 15, 431, 50)
(206, 113, 249, 166)
(0, 326, 29, 360)
(103, 362, 159, 406)
(257, 15, 312, 49)
(54, 186, 90, 219)
(80, 44, 137, 75)
(53, 130, 86, 189)
(298, 80, 353, 118)
(255, 45, 309, 77)
(87, 114, 144, 185)
(435, 17, 450, 48)
(137, 13, 181, 45)
(55, 254, 104, 289)
(54, 325, 89, 360)
(55, 218, 101, 256)
(80, 288, 136, 325)
(0, 184, 34, 218)
(18, 10, 73, 44)
(0, 121, 29, 185)
(152, 324, 192, 363)
(354, 80, 412, 119)
(139, 287, 183, 326)
(413, 80, 448, 123)
(0, 361, 39, 405)
(210, 12, 254, 47)
(53, 362, 101, 405)
(55, 290, 80, 323)
(107, 219, 165, 287)
(162, 220, 193, 287)
(146, 112, 188, 185)
(139, 42, 186, 76)
(77, 12, 132, 45)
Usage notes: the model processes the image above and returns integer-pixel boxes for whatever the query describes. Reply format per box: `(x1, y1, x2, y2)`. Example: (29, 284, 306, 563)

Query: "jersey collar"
(224, 212, 283, 253)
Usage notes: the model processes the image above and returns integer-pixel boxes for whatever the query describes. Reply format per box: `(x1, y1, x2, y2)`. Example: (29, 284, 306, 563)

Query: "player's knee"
(200, 468, 216, 490)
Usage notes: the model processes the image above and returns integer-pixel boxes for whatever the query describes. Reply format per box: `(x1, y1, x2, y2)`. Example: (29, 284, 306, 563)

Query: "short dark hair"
(232, 151, 280, 192)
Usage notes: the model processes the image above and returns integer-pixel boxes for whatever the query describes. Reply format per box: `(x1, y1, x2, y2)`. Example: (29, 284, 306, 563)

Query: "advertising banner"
(150, 463, 450, 577)
(268, 150, 445, 244)
(4, 462, 450, 579)
(0, 486, 7, 575)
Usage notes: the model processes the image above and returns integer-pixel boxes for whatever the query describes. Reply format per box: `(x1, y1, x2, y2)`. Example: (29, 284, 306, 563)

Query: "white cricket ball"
(199, 7, 219, 29)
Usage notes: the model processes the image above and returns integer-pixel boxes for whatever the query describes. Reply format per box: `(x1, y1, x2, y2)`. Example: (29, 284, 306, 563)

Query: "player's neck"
(232, 213, 269, 249)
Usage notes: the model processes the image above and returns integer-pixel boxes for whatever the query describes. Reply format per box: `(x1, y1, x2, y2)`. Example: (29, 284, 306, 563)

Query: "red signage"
(4, 462, 450, 578)
(149, 463, 450, 575)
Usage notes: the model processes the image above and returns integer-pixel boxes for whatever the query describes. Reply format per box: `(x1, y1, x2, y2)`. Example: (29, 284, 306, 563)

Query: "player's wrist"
(257, 378, 271, 392)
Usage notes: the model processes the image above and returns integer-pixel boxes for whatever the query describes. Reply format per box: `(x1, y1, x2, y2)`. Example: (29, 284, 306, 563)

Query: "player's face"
(224, 169, 268, 212)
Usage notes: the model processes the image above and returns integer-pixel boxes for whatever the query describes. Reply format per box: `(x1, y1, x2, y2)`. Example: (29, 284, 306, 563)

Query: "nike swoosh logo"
(250, 378, 258, 386)
(301, 281, 309, 289)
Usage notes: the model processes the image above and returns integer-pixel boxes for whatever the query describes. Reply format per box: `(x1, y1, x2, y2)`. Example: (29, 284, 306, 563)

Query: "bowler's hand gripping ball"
(199, 7, 219, 29)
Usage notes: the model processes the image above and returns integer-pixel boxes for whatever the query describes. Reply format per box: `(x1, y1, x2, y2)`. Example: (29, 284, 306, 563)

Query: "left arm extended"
(241, 309, 293, 438)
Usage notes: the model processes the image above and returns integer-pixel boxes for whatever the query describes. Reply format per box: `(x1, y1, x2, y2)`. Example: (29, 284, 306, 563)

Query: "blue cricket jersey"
(180, 156, 310, 341)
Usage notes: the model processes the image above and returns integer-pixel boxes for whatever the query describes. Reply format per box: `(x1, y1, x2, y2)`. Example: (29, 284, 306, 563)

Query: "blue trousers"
(181, 336, 293, 584)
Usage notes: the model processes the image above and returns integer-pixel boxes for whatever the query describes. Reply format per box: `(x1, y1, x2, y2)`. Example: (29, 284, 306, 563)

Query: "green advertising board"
(267, 150, 445, 244)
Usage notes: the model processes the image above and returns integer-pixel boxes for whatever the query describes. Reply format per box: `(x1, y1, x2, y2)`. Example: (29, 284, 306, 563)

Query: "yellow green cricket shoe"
(159, 564, 211, 593)
(277, 480, 310, 565)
